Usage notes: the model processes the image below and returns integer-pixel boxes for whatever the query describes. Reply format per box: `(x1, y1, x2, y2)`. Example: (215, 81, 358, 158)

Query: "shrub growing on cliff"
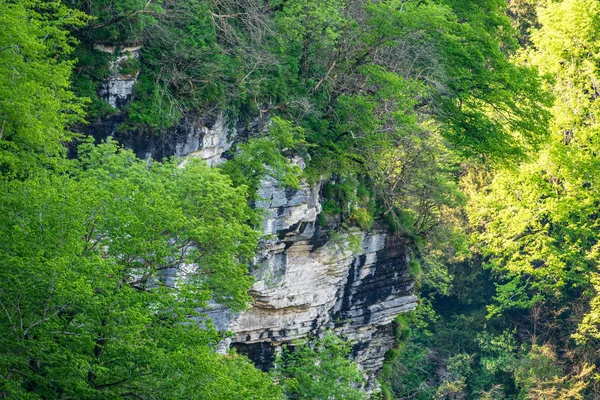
(273, 332, 368, 400)
(219, 116, 309, 196)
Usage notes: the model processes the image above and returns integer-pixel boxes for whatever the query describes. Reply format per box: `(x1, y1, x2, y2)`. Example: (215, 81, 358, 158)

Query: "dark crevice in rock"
(232, 342, 277, 372)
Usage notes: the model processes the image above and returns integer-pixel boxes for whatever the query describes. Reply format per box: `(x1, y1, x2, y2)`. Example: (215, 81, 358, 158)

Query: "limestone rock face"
(175, 114, 235, 165)
(205, 173, 417, 388)
(94, 45, 141, 109)
(84, 111, 256, 166)
(88, 45, 237, 163)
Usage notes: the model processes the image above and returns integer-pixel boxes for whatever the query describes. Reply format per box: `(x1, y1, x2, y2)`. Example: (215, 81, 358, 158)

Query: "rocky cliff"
(90, 60, 418, 388)
(211, 175, 418, 388)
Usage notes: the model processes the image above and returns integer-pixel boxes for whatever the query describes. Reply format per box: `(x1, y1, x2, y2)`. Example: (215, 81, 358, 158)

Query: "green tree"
(453, 0, 600, 397)
(469, 0, 600, 322)
(273, 333, 368, 400)
(0, 0, 86, 177)
(71, 0, 162, 44)
(0, 141, 281, 399)
(219, 116, 308, 195)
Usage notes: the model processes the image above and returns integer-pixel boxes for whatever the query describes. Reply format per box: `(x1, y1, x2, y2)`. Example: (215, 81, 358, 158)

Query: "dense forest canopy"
(1, 0, 600, 398)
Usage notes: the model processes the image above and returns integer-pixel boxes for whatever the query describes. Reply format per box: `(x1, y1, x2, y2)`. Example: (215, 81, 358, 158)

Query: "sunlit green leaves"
(273, 333, 368, 400)
(0, 141, 277, 398)
(0, 0, 87, 177)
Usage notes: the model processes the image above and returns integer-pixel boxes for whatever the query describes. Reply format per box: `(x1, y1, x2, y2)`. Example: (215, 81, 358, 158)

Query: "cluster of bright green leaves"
(469, 0, 600, 328)
(468, 156, 598, 318)
(434, 0, 552, 159)
(0, 141, 283, 398)
(304, 65, 427, 180)
(273, 332, 368, 400)
(282, 0, 551, 173)
(0, 0, 87, 177)
(435, 0, 600, 396)
(272, 0, 348, 98)
(74, 141, 260, 310)
(0, 4, 284, 396)
(379, 1, 600, 398)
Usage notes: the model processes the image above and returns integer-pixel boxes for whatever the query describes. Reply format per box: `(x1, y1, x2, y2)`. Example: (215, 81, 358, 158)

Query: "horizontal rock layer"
(207, 173, 418, 387)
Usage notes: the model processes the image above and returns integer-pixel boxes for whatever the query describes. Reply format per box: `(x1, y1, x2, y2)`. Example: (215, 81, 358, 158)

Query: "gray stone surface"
(202, 168, 417, 388)
(95, 45, 140, 109)
(176, 114, 236, 165)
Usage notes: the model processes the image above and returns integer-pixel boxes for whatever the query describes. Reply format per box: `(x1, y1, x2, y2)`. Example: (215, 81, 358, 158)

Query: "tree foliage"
(0, 142, 282, 398)
(5, 0, 597, 398)
(471, 0, 600, 335)
(383, 1, 600, 398)
(0, 0, 86, 177)
(273, 333, 368, 400)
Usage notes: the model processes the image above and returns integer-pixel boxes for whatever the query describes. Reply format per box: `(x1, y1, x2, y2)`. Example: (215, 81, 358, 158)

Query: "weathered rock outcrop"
(93, 78, 418, 388)
(206, 173, 417, 388)
(94, 45, 141, 109)
(82, 45, 255, 164)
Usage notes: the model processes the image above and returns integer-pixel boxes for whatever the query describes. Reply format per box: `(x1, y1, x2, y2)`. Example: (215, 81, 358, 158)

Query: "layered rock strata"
(205, 175, 418, 387)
